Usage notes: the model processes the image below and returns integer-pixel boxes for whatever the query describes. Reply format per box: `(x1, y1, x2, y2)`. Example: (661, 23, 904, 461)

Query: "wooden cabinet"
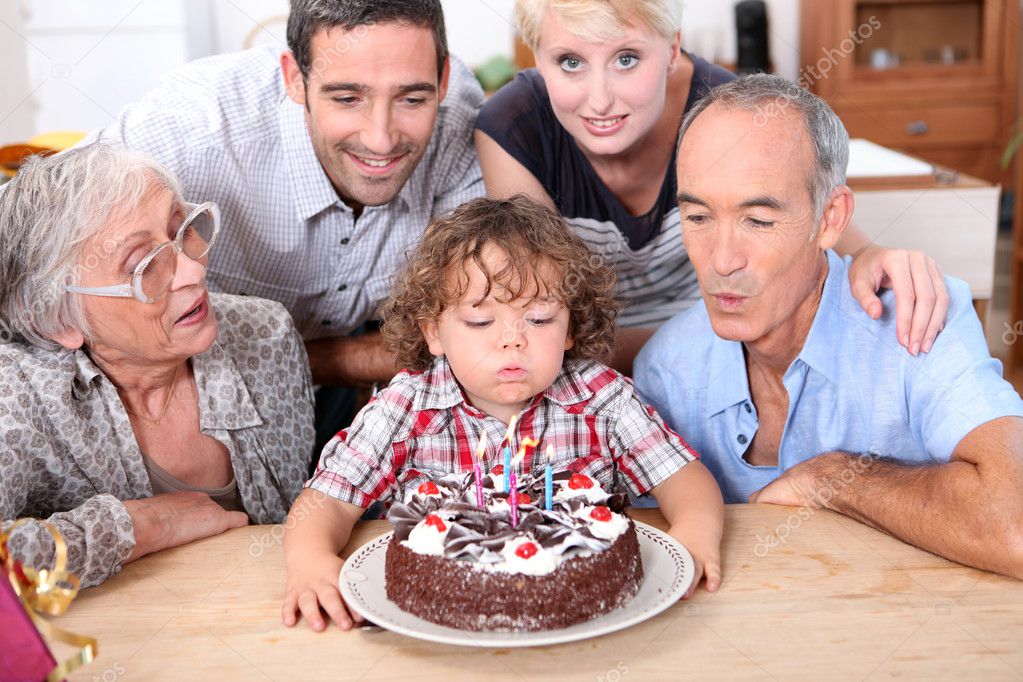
(800, 0, 1019, 185)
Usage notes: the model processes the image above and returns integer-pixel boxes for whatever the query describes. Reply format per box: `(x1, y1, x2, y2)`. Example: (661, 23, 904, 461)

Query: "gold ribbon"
(1, 519, 98, 681)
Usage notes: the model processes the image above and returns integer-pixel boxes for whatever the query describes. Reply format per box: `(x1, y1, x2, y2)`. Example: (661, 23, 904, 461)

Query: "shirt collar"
(704, 334, 751, 418)
(541, 360, 595, 407)
(71, 349, 103, 400)
(413, 357, 465, 412)
(279, 97, 414, 221)
(279, 98, 343, 222)
(71, 343, 261, 431)
(413, 357, 595, 415)
(192, 340, 263, 431)
(793, 250, 845, 385)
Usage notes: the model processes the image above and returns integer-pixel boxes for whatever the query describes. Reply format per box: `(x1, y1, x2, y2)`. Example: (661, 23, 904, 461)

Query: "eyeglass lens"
(139, 207, 215, 300)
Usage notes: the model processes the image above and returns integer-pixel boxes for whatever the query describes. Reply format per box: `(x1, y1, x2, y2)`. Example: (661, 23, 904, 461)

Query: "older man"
(635, 75, 1023, 579)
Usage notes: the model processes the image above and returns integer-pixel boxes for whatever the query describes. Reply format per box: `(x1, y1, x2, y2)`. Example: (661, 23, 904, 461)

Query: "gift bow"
(1, 519, 98, 680)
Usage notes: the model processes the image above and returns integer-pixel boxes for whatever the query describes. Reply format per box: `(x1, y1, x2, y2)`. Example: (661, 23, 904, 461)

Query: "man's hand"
(281, 552, 361, 632)
(747, 453, 854, 508)
(123, 491, 249, 561)
(848, 245, 949, 356)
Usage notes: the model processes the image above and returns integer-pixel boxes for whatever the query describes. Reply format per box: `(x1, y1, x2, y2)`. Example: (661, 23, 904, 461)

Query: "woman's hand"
(848, 245, 949, 355)
(281, 552, 361, 631)
(124, 491, 249, 561)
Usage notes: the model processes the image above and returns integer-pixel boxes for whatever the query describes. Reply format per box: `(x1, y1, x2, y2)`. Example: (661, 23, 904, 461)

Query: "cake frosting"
(384, 470, 643, 631)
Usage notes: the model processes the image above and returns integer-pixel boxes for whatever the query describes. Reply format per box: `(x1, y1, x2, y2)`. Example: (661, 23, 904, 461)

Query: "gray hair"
(0, 143, 183, 350)
(677, 74, 849, 227)
(287, 0, 448, 81)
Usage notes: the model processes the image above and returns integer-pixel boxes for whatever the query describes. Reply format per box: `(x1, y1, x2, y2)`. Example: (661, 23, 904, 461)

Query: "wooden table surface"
(55, 505, 1022, 681)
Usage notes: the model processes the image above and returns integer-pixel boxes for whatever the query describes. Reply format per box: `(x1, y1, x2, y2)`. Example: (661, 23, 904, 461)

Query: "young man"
(86, 0, 484, 392)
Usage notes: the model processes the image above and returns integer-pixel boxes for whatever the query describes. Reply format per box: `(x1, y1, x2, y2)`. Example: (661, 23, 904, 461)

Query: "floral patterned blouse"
(0, 294, 314, 587)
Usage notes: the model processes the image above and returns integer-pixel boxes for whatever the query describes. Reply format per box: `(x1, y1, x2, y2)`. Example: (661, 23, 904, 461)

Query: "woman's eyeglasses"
(66, 202, 220, 304)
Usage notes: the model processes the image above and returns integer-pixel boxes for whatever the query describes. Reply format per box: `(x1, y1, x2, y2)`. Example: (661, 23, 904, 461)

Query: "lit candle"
(473, 431, 486, 508)
(501, 414, 518, 493)
(544, 444, 554, 511)
(509, 447, 527, 527)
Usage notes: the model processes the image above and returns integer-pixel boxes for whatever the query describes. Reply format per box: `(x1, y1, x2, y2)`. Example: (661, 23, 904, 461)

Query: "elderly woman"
(0, 144, 314, 587)
(476, 0, 949, 373)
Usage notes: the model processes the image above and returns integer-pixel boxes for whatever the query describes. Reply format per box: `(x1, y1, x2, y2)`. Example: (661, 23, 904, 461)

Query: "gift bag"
(0, 571, 57, 681)
(1, 521, 97, 682)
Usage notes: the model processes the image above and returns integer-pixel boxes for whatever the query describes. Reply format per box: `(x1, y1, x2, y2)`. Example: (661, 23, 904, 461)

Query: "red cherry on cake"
(590, 505, 612, 522)
(491, 464, 504, 475)
(424, 514, 447, 532)
(568, 473, 594, 490)
(515, 542, 539, 559)
(417, 481, 440, 496)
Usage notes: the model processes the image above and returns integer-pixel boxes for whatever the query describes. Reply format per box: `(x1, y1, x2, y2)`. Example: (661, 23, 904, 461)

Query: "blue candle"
(501, 414, 518, 494)
(544, 444, 554, 511)
(502, 444, 511, 494)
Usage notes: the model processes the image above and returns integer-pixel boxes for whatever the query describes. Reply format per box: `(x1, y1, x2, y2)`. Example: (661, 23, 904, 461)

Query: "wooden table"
(55, 505, 1022, 681)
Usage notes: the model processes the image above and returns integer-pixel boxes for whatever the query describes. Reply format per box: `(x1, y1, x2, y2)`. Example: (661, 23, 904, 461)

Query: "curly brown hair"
(381, 195, 618, 371)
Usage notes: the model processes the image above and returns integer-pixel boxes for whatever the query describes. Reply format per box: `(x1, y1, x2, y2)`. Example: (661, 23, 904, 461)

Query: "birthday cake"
(384, 469, 643, 632)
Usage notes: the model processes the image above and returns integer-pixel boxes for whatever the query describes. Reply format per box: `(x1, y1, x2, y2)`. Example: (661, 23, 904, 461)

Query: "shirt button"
(744, 402, 752, 414)
(337, 284, 347, 292)
(737, 434, 748, 445)
(340, 237, 350, 245)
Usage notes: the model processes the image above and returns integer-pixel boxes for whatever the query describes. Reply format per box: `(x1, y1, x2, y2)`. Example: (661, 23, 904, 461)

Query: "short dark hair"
(287, 0, 448, 81)
(381, 195, 619, 371)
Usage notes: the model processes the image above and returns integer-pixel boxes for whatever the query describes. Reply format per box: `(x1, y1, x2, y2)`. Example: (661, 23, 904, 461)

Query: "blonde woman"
(476, 0, 948, 373)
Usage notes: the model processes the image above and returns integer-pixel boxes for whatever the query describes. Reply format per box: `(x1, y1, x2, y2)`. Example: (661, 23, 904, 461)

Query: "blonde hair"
(515, 0, 683, 50)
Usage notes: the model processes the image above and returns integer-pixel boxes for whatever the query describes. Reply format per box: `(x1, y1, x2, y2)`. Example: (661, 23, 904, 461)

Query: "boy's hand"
(669, 524, 722, 600)
(281, 552, 362, 631)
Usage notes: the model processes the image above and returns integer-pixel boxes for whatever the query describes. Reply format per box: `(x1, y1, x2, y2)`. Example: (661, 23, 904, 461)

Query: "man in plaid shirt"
(281, 196, 724, 633)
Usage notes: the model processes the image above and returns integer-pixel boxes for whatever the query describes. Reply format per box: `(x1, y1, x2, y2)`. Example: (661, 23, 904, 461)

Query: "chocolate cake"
(384, 470, 643, 632)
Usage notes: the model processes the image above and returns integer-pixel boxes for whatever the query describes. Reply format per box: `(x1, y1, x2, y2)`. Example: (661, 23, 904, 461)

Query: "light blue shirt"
(635, 250, 1023, 504)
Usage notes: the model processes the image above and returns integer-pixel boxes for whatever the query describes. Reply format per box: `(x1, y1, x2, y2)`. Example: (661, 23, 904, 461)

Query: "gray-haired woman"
(0, 144, 314, 587)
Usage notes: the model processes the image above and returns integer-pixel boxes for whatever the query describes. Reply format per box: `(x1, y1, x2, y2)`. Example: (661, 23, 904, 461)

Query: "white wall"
(443, 0, 516, 66)
(0, 2, 34, 142)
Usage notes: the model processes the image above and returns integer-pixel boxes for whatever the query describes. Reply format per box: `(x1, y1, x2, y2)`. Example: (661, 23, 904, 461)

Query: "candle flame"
(474, 431, 486, 463)
(502, 413, 518, 447)
(511, 436, 539, 467)
(546, 443, 554, 462)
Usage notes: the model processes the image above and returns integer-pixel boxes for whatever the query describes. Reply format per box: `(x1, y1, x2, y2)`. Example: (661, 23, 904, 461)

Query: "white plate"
(339, 521, 694, 648)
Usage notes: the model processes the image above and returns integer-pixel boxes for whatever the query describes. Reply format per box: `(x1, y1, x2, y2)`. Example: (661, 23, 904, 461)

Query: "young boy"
(281, 195, 724, 632)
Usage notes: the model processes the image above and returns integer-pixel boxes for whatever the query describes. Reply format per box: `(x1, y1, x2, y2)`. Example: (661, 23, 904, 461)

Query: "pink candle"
(473, 432, 486, 508)
(509, 468, 519, 527)
(508, 445, 528, 527)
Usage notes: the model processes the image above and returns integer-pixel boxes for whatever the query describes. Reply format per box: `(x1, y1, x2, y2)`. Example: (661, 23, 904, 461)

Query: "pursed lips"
(497, 365, 527, 380)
